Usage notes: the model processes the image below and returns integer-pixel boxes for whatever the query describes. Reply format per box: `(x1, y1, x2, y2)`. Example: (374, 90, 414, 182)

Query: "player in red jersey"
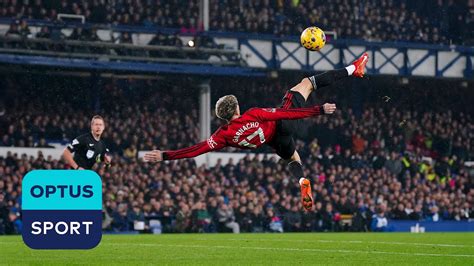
(145, 52, 369, 211)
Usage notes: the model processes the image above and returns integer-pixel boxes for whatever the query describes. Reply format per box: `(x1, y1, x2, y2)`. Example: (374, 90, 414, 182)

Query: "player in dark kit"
(145, 53, 369, 211)
(63, 115, 111, 170)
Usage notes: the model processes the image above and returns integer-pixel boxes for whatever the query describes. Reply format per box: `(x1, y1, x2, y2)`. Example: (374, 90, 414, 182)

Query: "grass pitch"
(1, 233, 473, 265)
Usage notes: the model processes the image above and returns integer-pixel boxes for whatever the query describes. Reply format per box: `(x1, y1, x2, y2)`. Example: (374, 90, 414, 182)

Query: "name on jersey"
(232, 122, 259, 143)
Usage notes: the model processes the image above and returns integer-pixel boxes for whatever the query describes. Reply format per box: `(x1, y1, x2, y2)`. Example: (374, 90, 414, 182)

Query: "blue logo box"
(22, 170, 102, 249)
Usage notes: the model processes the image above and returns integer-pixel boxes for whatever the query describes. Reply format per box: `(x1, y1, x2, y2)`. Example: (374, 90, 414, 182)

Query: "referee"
(63, 115, 111, 170)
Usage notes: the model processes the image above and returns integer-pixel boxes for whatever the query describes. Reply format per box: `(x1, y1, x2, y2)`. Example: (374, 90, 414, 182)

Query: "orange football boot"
(300, 178, 313, 211)
(352, 52, 369, 77)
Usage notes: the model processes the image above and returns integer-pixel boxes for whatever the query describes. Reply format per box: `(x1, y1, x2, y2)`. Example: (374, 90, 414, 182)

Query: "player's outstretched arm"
(144, 149, 163, 162)
(250, 103, 336, 121)
(144, 135, 226, 162)
(322, 103, 336, 114)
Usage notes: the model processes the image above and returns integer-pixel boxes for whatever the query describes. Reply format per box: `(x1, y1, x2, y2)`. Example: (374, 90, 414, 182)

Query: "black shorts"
(268, 90, 307, 160)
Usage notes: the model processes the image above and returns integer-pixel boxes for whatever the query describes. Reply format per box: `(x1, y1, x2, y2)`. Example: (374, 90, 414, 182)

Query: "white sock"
(346, 65, 356, 76)
(299, 177, 305, 185)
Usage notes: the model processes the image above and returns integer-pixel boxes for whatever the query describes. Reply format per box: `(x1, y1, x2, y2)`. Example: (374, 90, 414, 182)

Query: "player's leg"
(290, 52, 369, 101)
(288, 151, 313, 211)
(268, 134, 313, 211)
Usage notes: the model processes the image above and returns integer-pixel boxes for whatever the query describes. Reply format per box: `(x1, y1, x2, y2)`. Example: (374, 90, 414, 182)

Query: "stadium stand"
(0, 143, 472, 234)
(0, 0, 472, 45)
(0, 73, 472, 234)
(0, 75, 201, 151)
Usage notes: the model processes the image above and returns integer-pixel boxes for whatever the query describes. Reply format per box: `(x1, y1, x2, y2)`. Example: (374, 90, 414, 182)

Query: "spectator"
(217, 203, 240, 233)
(175, 204, 191, 233)
(5, 22, 21, 37)
(8, 212, 22, 234)
(385, 152, 402, 176)
(0, 193, 8, 235)
(36, 26, 50, 38)
(392, 203, 409, 220)
(35, 137, 54, 148)
(111, 203, 129, 232)
(235, 206, 253, 233)
(283, 205, 302, 232)
(321, 203, 338, 232)
(127, 203, 145, 230)
(191, 202, 212, 233)
(352, 133, 366, 154)
(409, 204, 423, 221)
(68, 27, 88, 41)
(18, 19, 31, 37)
(426, 205, 441, 222)
(371, 204, 390, 232)
(124, 145, 137, 160)
(265, 209, 283, 233)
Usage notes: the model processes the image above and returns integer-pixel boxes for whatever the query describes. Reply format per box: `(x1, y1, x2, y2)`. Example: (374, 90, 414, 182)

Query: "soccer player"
(145, 53, 369, 211)
(63, 115, 111, 170)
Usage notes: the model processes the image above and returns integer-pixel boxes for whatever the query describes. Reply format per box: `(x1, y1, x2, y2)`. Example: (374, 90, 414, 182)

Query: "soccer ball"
(300, 26, 326, 51)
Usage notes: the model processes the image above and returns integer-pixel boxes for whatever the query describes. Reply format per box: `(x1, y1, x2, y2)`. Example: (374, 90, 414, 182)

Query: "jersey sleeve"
(248, 106, 324, 121)
(162, 131, 227, 160)
(66, 135, 84, 153)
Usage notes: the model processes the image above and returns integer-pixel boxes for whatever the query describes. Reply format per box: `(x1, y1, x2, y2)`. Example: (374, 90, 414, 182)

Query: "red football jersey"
(162, 106, 324, 160)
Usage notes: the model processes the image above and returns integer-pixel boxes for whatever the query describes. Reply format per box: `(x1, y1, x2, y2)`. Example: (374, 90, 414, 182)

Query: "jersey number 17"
(238, 128, 266, 148)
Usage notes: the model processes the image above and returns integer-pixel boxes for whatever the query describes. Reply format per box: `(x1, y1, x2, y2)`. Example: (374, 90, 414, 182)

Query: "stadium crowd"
(0, 76, 201, 153)
(0, 141, 472, 234)
(0, 0, 472, 45)
(0, 74, 472, 234)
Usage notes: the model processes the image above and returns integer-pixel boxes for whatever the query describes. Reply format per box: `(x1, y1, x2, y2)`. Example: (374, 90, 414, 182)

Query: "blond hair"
(215, 95, 238, 122)
(90, 115, 104, 125)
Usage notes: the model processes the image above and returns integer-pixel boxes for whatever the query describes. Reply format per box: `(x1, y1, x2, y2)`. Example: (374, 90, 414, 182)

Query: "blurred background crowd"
(0, 72, 472, 234)
(1, 0, 473, 45)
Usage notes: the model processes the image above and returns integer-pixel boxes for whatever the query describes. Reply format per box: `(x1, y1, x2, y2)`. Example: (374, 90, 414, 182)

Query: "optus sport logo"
(22, 170, 102, 249)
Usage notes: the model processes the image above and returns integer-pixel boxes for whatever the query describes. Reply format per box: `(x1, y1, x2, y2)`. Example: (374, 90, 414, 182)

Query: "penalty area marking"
(216, 238, 474, 248)
(104, 243, 474, 258)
